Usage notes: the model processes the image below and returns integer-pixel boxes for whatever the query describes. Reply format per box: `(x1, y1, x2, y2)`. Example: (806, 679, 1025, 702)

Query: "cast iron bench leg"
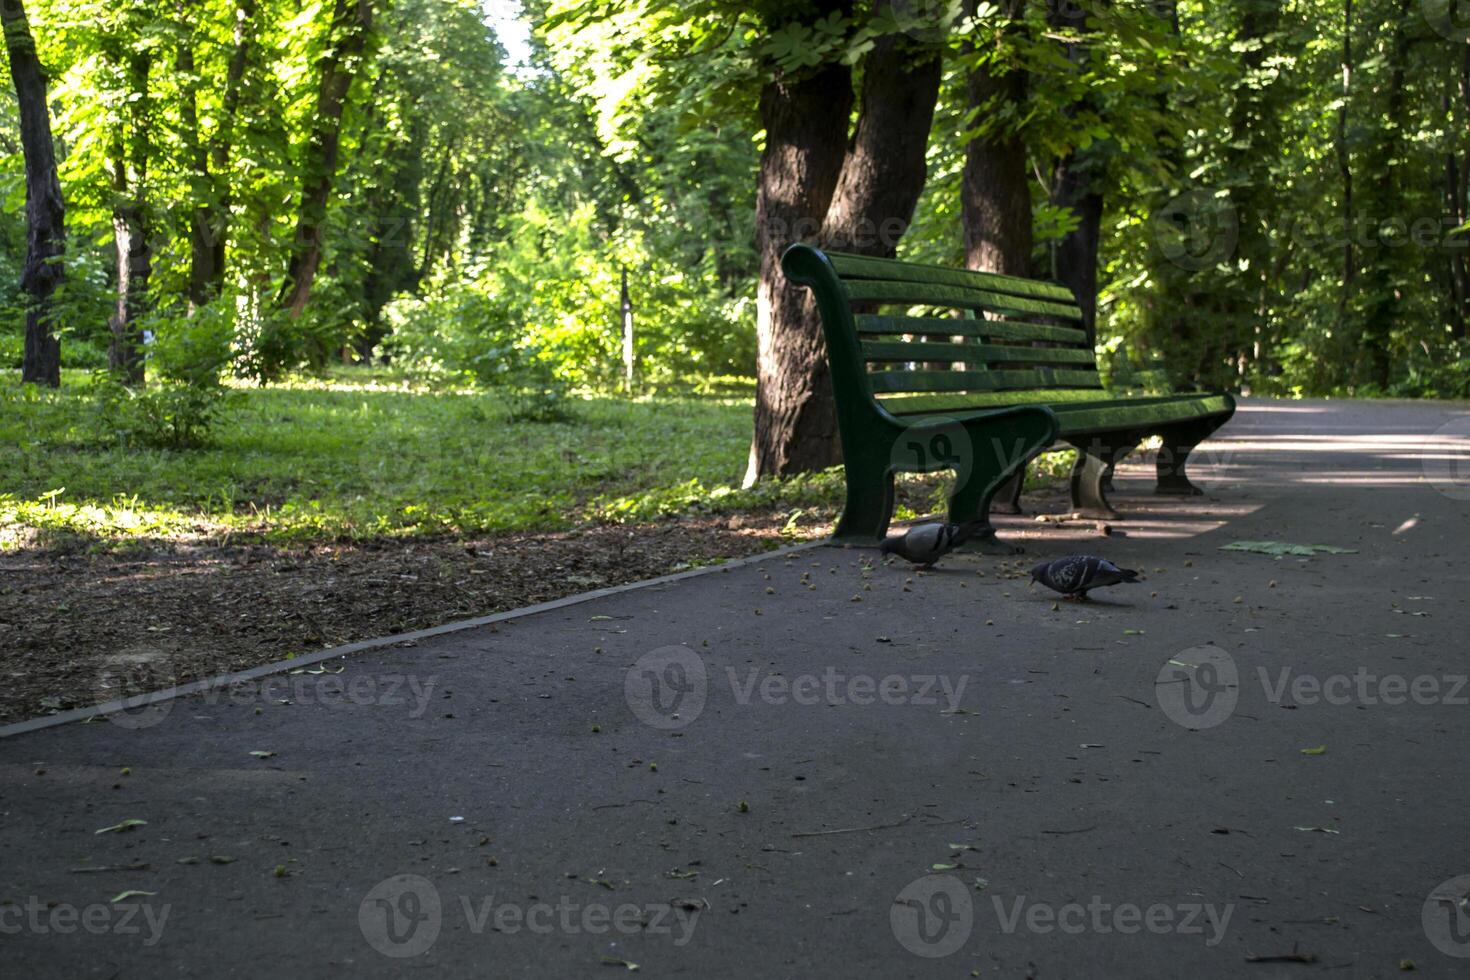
(947, 409, 1057, 553)
(1068, 437, 1136, 519)
(1156, 416, 1229, 495)
(991, 466, 1025, 515)
(832, 461, 896, 545)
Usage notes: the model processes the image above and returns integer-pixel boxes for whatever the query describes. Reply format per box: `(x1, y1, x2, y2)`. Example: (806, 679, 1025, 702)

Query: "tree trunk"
(194, 0, 259, 303)
(1336, 0, 1355, 325)
(1454, 45, 1470, 338)
(176, 6, 216, 311)
(745, 4, 943, 483)
(2, 0, 64, 387)
(108, 47, 152, 385)
(744, 4, 855, 484)
(1049, 162, 1102, 332)
(819, 35, 942, 254)
(1359, 0, 1412, 388)
(1046, 0, 1107, 341)
(961, 0, 1032, 276)
(278, 0, 374, 319)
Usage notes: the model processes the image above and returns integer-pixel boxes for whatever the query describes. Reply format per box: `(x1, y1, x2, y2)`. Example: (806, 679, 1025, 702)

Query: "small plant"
(504, 354, 576, 424)
(95, 377, 235, 450)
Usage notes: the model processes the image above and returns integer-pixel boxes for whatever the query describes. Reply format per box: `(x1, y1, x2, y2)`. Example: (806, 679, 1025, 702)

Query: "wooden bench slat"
(877, 388, 1169, 413)
(861, 341, 1098, 365)
(1049, 394, 1236, 435)
(824, 251, 1077, 304)
(843, 280, 1084, 322)
(869, 368, 1104, 394)
(876, 389, 1234, 426)
(855, 314, 1089, 345)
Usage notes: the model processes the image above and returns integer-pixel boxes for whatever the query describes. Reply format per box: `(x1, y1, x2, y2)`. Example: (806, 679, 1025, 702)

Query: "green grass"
(1, 368, 1073, 548)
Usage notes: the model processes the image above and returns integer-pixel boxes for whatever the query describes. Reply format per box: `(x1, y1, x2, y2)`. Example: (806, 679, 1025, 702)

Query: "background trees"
(1, 1, 1467, 451)
(2, 0, 65, 386)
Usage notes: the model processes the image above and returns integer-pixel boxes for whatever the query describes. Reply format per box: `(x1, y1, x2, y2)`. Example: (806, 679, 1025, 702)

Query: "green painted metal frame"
(780, 243, 1236, 545)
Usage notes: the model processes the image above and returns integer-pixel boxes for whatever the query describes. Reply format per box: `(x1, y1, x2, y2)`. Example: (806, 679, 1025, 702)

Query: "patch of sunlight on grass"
(4, 367, 1079, 546)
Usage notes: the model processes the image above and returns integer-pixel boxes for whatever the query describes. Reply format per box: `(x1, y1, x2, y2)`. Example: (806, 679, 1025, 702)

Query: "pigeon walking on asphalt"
(879, 521, 986, 569)
(1030, 555, 1140, 600)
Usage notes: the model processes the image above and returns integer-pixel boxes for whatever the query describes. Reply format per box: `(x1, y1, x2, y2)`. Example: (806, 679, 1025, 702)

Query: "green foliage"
(93, 375, 235, 450)
(4, 0, 1468, 411)
(0, 369, 752, 542)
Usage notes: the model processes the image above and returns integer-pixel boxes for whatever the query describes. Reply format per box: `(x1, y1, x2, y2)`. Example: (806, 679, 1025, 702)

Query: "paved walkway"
(4, 399, 1469, 978)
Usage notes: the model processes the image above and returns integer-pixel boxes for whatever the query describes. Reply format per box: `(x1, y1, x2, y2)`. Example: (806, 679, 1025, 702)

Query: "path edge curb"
(1, 538, 832, 740)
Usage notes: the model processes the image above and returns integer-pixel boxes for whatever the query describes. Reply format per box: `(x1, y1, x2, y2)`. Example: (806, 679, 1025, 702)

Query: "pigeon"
(879, 520, 986, 568)
(1030, 555, 1140, 600)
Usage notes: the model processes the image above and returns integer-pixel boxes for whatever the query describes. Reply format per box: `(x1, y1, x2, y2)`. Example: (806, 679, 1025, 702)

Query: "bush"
(380, 285, 577, 421)
(146, 303, 236, 386)
(94, 377, 234, 450)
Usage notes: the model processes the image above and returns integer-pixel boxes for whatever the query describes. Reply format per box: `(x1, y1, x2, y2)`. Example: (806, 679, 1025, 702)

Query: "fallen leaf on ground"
(1220, 540, 1357, 556)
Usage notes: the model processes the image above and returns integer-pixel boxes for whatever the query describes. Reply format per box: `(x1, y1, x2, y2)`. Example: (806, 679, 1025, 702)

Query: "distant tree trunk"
(1336, 0, 1355, 325)
(1205, 0, 1288, 384)
(2, 0, 64, 387)
(194, 0, 259, 303)
(176, 7, 213, 310)
(278, 0, 374, 319)
(1359, 0, 1412, 388)
(1046, 0, 1106, 341)
(359, 115, 426, 358)
(178, 0, 257, 308)
(961, 0, 1032, 276)
(746, 3, 943, 482)
(108, 47, 152, 385)
(1451, 45, 1470, 338)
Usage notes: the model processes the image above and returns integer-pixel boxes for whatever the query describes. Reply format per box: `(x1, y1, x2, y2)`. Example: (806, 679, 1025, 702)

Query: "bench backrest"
(781, 244, 1100, 418)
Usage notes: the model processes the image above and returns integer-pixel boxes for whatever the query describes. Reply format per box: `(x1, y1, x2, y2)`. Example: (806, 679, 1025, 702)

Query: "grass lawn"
(1, 369, 844, 547)
(4, 367, 1073, 549)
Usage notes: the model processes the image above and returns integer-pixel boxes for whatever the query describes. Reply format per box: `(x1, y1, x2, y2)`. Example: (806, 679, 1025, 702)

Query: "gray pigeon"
(1030, 555, 1140, 600)
(879, 521, 985, 568)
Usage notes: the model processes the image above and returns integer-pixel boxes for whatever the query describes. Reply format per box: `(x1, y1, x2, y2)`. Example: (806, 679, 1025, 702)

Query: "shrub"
(93, 376, 234, 450)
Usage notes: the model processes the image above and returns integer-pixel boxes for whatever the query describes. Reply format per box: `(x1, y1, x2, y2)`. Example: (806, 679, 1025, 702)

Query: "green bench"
(780, 244, 1236, 549)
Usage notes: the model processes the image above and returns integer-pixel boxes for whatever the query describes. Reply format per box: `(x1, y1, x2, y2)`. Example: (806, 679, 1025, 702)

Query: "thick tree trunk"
(745, 57, 853, 483)
(745, 5, 942, 483)
(108, 48, 151, 385)
(819, 37, 942, 253)
(961, 0, 1032, 276)
(2, 0, 64, 386)
(278, 0, 374, 319)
